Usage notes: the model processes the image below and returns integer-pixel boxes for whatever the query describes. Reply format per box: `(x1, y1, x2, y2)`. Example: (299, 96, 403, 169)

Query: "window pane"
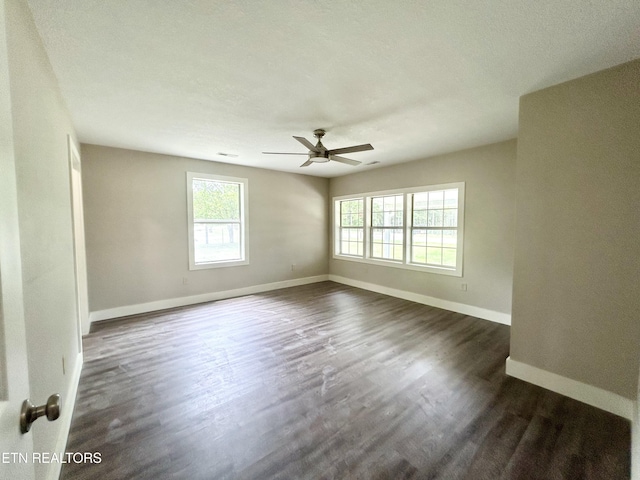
(194, 223, 241, 262)
(428, 190, 444, 209)
(193, 180, 240, 221)
(413, 209, 427, 227)
(372, 212, 384, 227)
(427, 230, 442, 247)
(384, 211, 398, 226)
(345, 241, 358, 255)
(413, 193, 428, 210)
(442, 230, 457, 248)
(426, 247, 442, 264)
(412, 229, 426, 246)
(444, 189, 458, 208)
(371, 228, 383, 242)
(412, 246, 427, 264)
(427, 210, 443, 227)
(443, 209, 457, 227)
(443, 248, 457, 266)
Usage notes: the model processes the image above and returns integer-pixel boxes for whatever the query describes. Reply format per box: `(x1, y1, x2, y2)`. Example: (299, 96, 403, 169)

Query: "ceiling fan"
(263, 129, 373, 167)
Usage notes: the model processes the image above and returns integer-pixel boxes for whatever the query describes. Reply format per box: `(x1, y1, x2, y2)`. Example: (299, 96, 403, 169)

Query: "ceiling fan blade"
(293, 136, 319, 152)
(262, 152, 308, 155)
(300, 159, 314, 167)
(327, 143, 373, 155)
(330, 155, 361, 166)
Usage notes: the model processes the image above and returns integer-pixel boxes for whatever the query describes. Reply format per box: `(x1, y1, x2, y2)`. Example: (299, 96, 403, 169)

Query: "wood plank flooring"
(61, 282, 630, 479)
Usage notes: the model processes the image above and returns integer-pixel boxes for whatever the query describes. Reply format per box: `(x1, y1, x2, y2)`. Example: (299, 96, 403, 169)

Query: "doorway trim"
(68, 136, 90, 340)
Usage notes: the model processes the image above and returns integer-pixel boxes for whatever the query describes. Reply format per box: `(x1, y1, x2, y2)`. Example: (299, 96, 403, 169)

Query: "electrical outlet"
(461, 283, 468, 291)
(291, 264, 296, 271)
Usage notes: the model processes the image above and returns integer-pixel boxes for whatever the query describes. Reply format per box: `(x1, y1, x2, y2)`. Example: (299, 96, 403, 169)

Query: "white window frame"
(369, 193, 405, 262)
(333, 182, 465, 277)
(336, 197, 365, 258)
(187, 172, 249, 270)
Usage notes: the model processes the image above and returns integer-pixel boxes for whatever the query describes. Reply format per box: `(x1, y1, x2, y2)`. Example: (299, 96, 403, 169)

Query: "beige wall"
(330, 140, 517, 317)
(511, 59, 640, 399)
(5, 0, 81, 475)
(81, 145, 329, 313)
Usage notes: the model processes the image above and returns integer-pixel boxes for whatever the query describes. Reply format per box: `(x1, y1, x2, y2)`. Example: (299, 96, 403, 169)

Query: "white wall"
(0, 0, 34, 477)
(5, 0, 82, 478)
(510, 59, 640, 401)
(81, 145, 329, 316)
(329, 140, 517, 321)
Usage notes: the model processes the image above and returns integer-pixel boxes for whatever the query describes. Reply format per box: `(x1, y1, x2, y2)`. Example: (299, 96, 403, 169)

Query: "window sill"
(332, 254, 462, 277)
(189, 259, 250, 270)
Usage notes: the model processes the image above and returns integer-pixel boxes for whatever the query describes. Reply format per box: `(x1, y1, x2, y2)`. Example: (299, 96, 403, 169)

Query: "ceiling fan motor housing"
(310, 129, 328, 161)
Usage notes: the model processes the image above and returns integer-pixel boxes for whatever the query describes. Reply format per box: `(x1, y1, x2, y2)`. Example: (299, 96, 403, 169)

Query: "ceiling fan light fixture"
(310, 152, 329, 163)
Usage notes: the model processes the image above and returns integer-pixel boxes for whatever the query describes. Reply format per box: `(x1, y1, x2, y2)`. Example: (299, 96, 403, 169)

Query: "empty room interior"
(1, 0, 639, 479)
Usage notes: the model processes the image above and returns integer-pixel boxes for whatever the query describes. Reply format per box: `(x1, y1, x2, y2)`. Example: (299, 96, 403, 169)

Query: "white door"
(0, 219, 35, 479)
(0, 1, 35, 475)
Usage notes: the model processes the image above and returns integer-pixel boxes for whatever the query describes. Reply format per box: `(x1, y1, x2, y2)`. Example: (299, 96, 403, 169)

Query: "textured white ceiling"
(26, 0, 640, 177)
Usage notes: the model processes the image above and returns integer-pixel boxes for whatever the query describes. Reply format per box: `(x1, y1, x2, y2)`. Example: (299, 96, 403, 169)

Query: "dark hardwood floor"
(61, 282, 630, 479)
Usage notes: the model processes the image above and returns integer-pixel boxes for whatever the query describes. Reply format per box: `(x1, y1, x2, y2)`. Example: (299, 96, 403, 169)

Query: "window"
(338, 198, 364, 257)
(333, 183, 464, 276)
(409, 189, 459, 268)
(370, 194, 404, 261)
(187, 172, 248, 269)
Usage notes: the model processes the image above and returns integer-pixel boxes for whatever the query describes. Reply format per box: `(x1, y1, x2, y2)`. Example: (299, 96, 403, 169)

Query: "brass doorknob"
(20, 393, 61, 434)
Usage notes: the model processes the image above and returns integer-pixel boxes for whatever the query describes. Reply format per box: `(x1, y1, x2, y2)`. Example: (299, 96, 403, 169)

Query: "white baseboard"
(46, 352, 83, 480)
(633, 401, 640, 480)
(89, 275, 330, 323)
(505, 356, 634, 420)
(328, 274, 511, 325)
